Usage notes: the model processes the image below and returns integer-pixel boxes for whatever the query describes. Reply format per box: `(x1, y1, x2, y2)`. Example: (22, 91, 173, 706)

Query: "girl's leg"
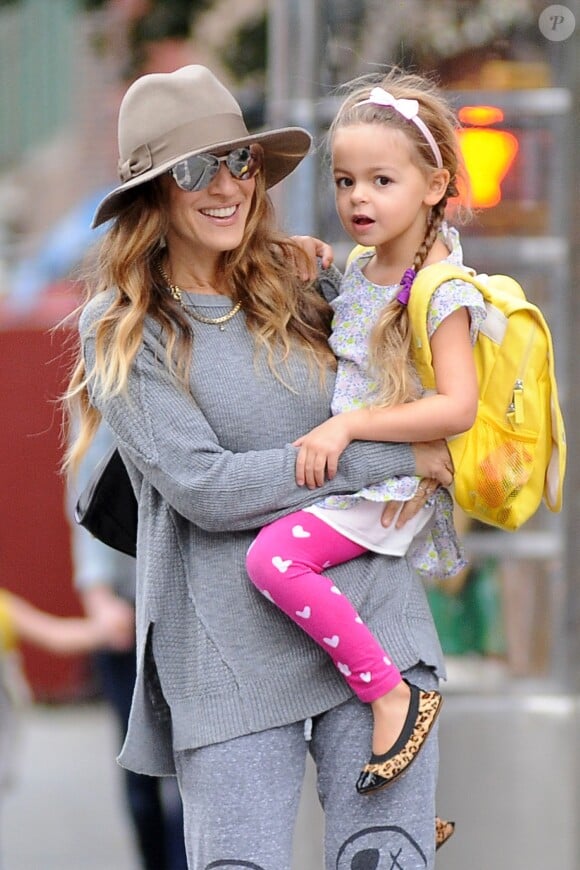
(311, 665, 440, 870)
(247, 513, 442, 792)
(247, 510, 402, 701)
(174, 721, 308, 870)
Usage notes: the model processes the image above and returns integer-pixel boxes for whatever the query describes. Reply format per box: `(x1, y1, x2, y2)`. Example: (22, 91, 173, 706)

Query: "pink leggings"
(246, 510, 402, 702)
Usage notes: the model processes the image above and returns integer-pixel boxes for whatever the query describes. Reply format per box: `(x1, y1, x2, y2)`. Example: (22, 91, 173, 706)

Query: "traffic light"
(457, 106, 519, 208)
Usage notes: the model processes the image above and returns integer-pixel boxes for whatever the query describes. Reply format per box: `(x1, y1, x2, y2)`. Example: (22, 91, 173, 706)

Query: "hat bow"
(118, 144, 153, 182)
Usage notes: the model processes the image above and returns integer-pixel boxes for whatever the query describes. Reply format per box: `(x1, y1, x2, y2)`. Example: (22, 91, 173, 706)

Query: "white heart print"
(330, 586, 341, 595)
(261, 590, 274, 602)
(383, 655, 392, 666)
(296, 606, 311, 619)
(360, 672, 372, 683)
(323, 635, 340, 648)
(291, 525, 311, 538)
(337, 662, 351, 676)
(272, 556, 292, 573)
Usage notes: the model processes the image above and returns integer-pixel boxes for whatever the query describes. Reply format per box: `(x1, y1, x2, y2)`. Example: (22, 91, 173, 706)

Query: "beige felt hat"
(92, 64, 312, 228)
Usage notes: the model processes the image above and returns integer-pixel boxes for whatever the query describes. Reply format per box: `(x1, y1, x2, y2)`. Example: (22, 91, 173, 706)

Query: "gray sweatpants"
(173, 665, 439, 870)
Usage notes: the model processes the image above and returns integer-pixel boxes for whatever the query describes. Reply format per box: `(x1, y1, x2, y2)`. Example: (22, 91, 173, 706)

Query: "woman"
(65, 65, 453, 870)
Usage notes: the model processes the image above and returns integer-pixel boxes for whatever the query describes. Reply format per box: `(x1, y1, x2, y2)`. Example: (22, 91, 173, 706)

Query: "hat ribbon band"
(118, 113, 250, 182)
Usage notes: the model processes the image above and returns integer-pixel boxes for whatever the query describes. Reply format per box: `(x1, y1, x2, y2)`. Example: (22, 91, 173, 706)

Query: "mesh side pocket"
(473, 421, 535, 518)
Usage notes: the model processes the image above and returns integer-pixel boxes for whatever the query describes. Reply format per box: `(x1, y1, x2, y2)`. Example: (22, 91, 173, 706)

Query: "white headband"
(355, 87, 443, 169)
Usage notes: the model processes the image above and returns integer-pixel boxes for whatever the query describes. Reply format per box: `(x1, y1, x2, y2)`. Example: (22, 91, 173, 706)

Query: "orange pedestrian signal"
(456, 106, 519, 208)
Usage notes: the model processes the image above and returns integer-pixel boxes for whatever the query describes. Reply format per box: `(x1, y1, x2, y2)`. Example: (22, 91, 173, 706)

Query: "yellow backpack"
(346, 251, 566, 530)
(409, 262, 566, 530)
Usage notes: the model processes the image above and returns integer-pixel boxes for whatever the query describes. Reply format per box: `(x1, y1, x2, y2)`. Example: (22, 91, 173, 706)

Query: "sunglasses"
(169, 144, 263, 192)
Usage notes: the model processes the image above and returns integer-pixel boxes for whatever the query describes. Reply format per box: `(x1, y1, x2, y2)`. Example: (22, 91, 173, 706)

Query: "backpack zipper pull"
(509, 379, 524, 424)
(508, 323, 535, 425)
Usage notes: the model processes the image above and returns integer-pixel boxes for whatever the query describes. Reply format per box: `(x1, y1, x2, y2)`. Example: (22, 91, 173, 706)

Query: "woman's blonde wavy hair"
(328, 67, 466, 408)
(64, 171, 336, 474)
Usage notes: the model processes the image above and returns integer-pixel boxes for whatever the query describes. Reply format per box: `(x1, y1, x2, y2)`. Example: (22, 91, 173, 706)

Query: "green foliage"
(220, 12, 267, 83)
(78, 0, 214, 17)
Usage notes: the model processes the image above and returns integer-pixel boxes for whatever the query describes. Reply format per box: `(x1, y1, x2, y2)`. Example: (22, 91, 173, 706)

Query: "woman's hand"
(381, 439, 453, 529)
(290, 235, 334, 281)
(293, 416, 352, 488)
(412, 439, 454, 486)
(381, 478, 440, 529)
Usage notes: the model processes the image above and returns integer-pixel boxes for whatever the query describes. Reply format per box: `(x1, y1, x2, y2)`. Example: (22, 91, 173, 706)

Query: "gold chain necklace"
(157, 262, 242, 330)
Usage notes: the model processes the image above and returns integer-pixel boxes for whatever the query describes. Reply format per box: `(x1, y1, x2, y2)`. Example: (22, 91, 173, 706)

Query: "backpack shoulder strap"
(345, 244, 373, 268)
(407, 262, 481, 389)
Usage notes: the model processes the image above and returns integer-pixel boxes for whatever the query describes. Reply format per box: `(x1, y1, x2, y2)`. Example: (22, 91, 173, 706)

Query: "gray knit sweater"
(80, 267, 445, 776)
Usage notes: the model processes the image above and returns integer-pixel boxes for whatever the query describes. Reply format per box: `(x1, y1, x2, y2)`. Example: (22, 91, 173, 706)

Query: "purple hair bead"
(396, 268, 416, 305)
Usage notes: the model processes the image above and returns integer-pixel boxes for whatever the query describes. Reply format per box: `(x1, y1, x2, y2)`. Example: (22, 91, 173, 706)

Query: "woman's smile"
(199, 204, 238, 220)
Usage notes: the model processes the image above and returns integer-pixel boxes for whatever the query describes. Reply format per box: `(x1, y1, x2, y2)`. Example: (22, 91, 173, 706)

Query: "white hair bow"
(366, 88, 420, 119)
(356, 86, 443, 168)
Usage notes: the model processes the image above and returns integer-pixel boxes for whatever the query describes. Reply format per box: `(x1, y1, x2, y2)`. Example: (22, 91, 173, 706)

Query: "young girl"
(246, 69, 486, 795)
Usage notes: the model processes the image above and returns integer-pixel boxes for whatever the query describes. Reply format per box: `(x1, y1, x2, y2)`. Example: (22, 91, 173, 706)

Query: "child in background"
(0, 590, 30, 841)
(0, 584, 127, 861)
(0, 582, 132, 714)
(246, 68, 486, 795)
(0, 588, 124, 656)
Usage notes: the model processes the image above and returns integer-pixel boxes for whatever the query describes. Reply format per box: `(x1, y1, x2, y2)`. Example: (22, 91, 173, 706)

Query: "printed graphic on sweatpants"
(205, 860, 267, 869)
(336, 825, 429, 869)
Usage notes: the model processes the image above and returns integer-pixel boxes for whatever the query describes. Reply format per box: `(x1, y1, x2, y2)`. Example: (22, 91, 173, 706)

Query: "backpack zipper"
(509, 379, 524, 424)
(507, 319, 537, 426)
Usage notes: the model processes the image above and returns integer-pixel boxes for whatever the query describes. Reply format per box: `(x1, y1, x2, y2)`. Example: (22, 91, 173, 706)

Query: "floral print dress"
(312, 225, 486, 579)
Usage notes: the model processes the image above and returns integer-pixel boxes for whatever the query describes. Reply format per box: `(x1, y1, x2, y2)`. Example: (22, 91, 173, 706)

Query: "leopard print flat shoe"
(435, 817, 455, 850)
(356, 682, 443, 795)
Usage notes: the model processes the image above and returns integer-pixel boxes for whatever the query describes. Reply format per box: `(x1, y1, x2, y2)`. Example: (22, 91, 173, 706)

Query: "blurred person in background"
(0, 569, 135, 870)
(0, 480, 188, 870)
(69, 421, 188, 870)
